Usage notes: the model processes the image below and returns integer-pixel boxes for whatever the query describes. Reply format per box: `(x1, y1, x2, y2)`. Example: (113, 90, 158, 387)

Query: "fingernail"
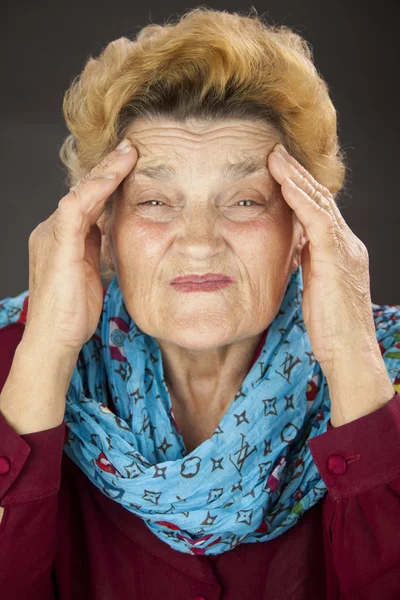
(116, 138, 131, 152)
(274, 144, 290, 159)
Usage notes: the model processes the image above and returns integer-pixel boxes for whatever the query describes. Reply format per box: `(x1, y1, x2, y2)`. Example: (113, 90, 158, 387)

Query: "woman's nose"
(180, 205, 219, 234)
(175, 222, 222, 258)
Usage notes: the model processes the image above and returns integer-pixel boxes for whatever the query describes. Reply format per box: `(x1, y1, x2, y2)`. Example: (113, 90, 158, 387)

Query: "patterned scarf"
(1, 266, 399, 555)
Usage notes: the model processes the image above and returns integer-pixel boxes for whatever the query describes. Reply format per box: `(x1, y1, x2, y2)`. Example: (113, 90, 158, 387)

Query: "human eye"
(138, 200, 166, 207)
(236, 199, 262, 207)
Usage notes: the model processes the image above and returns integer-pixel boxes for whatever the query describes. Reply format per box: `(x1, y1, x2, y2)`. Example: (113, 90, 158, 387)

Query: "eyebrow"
(133, 156, 269, 182)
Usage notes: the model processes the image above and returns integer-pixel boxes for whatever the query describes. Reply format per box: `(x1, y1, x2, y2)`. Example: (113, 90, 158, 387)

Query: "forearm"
(0, 338, 78, 435)
(327, 350, 395, 427)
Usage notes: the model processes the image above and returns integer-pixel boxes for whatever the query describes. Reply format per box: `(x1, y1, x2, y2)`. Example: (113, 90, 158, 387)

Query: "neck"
(157, 330, 267, 435)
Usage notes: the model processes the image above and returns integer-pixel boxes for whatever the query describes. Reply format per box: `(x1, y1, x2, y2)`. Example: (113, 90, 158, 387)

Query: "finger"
(280, 176, 336, 249)
(69, 138, 138, 195)
(59, 139, 138, 237)
(281, 151, 347, 229)
(272, 144, 333, 198)
(268, 150, 334, 217)
(268, 147, 336, 247)
(269, 144, 346, 228)
(289, 156, 347, 229)
(287, 158, 347, 231)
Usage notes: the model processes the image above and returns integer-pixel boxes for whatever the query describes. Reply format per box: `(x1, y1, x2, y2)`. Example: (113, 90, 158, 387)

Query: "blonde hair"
(59, 6, 348, 285)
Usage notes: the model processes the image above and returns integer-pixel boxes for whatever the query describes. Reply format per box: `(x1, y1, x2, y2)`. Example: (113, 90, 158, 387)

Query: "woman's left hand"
(268, 143, 381, 383)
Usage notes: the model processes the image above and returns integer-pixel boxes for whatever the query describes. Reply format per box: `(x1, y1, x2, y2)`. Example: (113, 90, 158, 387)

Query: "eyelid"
(134, 184, 268, 202)
(138, 198, 265, 208)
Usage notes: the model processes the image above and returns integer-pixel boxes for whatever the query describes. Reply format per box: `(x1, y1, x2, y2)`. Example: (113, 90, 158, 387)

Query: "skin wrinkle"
(98, 117, 305, 452)
(131, 156, 272, 183)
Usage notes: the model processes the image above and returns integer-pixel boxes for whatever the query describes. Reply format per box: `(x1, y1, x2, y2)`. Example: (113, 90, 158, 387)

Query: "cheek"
(110, 206, 293, 266)
(110, 214, 170, 270)
(234, 213, 293, 251)
(238, 218, 295, 284)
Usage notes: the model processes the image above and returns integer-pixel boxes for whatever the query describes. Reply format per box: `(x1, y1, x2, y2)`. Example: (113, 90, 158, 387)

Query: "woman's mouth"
(169, 273, 235, 293)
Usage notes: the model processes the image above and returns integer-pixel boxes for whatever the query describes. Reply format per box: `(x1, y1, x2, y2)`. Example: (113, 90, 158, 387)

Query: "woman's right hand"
(22, 137, 138, 358)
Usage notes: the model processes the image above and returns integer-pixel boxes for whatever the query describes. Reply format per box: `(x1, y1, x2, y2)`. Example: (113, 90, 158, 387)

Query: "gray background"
(1, 0, 399, 303)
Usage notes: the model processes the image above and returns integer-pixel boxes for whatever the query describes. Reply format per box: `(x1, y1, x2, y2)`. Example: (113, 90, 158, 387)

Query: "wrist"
(0, 341, 77, 435)
(14, 336, 79, 394)
(326, 354, 395, 427)
(18, 331, 80, 372)
(326, 350, 391, 387)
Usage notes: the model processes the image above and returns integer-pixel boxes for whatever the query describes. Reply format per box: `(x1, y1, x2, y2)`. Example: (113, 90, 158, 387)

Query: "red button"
(327, 454, 347, 475)
(0, 457, 11, 476)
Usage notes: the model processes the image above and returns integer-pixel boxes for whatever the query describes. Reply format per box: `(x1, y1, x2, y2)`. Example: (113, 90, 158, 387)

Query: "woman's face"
(100, 117, 304, 350)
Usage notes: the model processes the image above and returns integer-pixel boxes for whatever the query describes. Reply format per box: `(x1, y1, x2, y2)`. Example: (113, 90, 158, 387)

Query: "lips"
(170, 273, 235, 285)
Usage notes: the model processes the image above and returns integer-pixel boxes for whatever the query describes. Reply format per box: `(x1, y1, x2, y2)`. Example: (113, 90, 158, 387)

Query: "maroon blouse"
(1, 321, 400, 600)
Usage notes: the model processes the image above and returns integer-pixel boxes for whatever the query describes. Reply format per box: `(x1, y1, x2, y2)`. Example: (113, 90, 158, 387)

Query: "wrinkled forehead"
(122, 117, 281, 186)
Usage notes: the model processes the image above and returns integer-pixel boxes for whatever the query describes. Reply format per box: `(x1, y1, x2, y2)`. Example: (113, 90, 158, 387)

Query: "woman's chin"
(155, 321, 240, 351)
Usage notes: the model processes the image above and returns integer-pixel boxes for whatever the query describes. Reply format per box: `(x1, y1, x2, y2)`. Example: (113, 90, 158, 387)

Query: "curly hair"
(59, 6, 348, 284)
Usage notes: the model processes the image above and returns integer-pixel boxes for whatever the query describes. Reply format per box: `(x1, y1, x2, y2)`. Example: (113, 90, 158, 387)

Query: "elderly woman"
(0, 7, 399, 600)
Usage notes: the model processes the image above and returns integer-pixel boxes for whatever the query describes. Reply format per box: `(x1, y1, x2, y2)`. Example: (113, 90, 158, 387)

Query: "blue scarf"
(1, 266, 399, 555)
